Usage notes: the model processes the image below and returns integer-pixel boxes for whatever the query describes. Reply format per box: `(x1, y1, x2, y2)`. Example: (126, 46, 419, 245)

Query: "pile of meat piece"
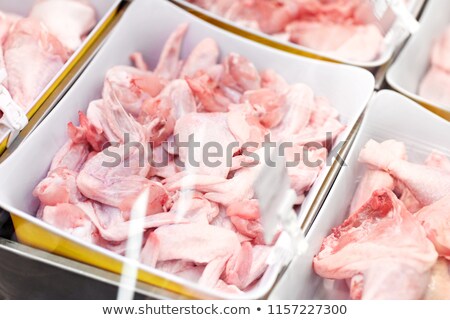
(33, 24, 345, 294)
(314, 139, 450, 299)
(0, 0, 97, 111)
(419, 26, 450, 110)
(187, 0, 384, 62)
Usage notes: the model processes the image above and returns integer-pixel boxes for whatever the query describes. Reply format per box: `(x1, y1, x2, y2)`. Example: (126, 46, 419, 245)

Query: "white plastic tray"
(269, 90, 450, 299)
(0, 0, 374, 299)
(387, 0, 450, 114)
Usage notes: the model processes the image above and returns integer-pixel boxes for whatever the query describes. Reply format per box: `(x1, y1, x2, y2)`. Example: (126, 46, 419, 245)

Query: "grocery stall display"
(0, 0, 121, 154)
(0, 0, 374, 299)
(32, 17, 354, 293)
(173, 0, 425, 68)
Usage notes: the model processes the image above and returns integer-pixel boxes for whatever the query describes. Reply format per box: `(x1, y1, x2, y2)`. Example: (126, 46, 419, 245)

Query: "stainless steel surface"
(0, 238, 186, 299)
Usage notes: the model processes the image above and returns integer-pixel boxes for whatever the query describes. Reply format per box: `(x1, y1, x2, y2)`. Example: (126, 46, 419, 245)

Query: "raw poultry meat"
(0, 0, 97, 116)
(416, 195, 450, 259)
(187, 0, 385, 62)
(314, 189, 438, 300)
(314, 139, 450, 299)
(419, 26, 450, 110)
(35, 24, 346, 294)
(4, 18, 68, 109)
(30, 0, 96, 52)
(359, 139, 450, 206)
(424, 258, 450, 300)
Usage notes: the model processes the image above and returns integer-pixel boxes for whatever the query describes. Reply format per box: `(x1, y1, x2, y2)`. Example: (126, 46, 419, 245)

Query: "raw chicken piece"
(419, 66, 450, 109)
(399, 186, 423, 214)
(49, 140, 90, 172)
(350, 170, 395, 214)
(359, 139, 450, 206)
(154, 223, 240, 263)
(243, 245, 272, 288)
(92, 83, 147, 144)
(76, 143, 170, 214)
(153, 223, 243, 287)
(74, 201, 182, 242)
(425, 151, 450, 173)
(309, 96, 339, 128)
(0, 11, 22, 44)
(186, 69, 232, 112)
(225, 0, 302, 34)
(430, 26, 450, 73)
(282, 145, 327, 204)
(0, 12, 21, 84)
(223, 242, 253, 289)
(314, 189, 438, 300)
(424, 258, 450, 300)
(227, 103, 267, 146)
(416, 194, 450, 259)
(226, 199, 259, 220)
(130, 52, 148, 71)
(104, 66, 164, 117)
(140, 233, 159, 268)
(221, 53, 261, 97)
(240, 88, 285, 128)
(350, 140, 407, 212)
(189, 0, 384, 62)
(260, 69, 288, 94)
(154, 24, 188, 81)
(166, 149, 266, 207)
(288, 22, 383, 62)
(30, 0, 96, 52)
(4, 18, 69, 108)
(420, 26, 450, 109)
(180, 38, 220, 77)
(174, 112, 238, 178)
(156, 260, 205, 282)
(170, 191, 219, 224)
(42, 203, 95, 243)
(33, 168, 84, 206)
(271, 83, 315, 140)
(140, 79, 196, 145)
(214, 280, 243, 294)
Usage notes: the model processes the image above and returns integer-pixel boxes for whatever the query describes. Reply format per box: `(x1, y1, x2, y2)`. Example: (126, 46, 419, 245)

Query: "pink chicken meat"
(419, 26, 450, 110)
(315, 139, 450, 299)
(0, 0, 97, 115)
(187, 0, 384, 62)
(314, 189, 437, 300)
(34, 24, 346, 294)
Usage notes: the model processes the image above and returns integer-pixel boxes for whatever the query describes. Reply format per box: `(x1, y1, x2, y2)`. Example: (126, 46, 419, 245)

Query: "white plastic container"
(0, 0, 374, 299)
(269, 90, 450, 299)
(0, 0, 122, 153)
(387, 0, 450, 117)
(172, 0, 425, 69)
